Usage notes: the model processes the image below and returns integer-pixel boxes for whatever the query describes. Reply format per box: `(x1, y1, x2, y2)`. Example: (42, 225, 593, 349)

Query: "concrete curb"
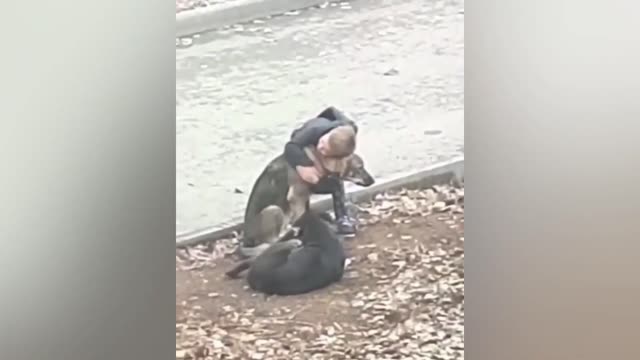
(177, 0, 338, 38)
(176, 156, 464, 248)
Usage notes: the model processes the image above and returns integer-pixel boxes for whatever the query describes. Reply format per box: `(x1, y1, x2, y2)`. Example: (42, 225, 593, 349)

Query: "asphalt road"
(176, 0, 464, 237)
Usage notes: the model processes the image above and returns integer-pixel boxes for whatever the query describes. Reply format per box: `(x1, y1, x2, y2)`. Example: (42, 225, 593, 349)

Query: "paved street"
(176, 0, 464, 237)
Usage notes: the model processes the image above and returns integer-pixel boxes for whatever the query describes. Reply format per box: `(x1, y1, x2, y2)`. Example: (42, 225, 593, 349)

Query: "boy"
(284, 106, 359, 235)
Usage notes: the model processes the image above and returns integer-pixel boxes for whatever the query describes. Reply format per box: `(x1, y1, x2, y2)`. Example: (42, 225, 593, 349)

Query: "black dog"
(246, 210, 346, 296)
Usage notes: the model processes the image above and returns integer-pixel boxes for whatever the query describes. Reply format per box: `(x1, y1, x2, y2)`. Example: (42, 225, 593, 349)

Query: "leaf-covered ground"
(176, 185, 464, 359)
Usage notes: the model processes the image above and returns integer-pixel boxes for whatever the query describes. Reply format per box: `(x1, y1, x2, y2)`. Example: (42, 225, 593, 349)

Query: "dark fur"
(246, 210, 346, 295)
(224, 211, 336, 279)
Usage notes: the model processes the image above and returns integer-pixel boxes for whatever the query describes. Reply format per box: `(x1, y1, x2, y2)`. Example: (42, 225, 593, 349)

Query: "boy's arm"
(284, 142, 314, 168)
(284, 117, 335, 168)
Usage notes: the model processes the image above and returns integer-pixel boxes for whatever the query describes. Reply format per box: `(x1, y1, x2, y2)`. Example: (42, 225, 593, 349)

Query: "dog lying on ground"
(243, 209, 346, 295)
(225, 210, 335, 278)
(237, 147, 374, 260)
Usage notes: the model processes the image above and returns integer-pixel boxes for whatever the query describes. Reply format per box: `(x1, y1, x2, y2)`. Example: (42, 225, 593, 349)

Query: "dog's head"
(342, 154, 375, 187)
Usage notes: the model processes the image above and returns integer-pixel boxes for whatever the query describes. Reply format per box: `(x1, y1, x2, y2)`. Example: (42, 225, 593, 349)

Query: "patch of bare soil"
(176, 185, 464, 360)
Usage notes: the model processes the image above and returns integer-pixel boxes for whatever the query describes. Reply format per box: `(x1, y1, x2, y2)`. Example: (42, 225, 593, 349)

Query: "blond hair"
(326, 125, 356, 158)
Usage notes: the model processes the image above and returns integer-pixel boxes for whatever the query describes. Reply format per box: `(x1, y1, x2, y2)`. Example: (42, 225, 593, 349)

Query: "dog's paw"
(283, 238, 303, 249)
(291, 227, 302, 237)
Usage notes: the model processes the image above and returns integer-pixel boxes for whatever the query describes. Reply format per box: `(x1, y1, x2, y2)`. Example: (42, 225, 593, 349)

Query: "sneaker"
(336, 217, 357, 236)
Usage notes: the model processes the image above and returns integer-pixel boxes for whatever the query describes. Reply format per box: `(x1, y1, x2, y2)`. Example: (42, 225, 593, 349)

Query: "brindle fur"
(236, 148, 374, 260)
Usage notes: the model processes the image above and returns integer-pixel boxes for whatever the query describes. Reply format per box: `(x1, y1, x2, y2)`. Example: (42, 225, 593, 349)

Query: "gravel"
(176, 0, 230, 14)
(176, 0, 464, 234)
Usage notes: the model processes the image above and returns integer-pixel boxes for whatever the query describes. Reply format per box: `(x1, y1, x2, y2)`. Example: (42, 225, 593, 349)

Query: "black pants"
(309, 175, 349, 220)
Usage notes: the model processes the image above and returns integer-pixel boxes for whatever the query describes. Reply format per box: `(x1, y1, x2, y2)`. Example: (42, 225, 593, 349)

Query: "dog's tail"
(225, 258, 252, 278)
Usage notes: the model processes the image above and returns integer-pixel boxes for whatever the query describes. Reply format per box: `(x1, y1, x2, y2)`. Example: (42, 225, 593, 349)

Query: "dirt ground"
(176, 186, 464, 360)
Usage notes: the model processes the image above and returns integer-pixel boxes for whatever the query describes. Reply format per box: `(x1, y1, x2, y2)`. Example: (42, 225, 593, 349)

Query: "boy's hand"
(296, 166, 322, 184)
